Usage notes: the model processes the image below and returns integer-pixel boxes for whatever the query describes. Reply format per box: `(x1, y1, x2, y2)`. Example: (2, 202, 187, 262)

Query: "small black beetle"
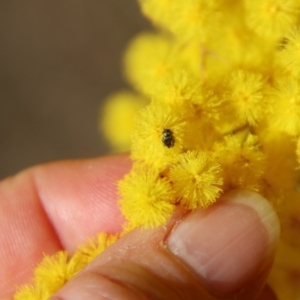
(162, 129, 175, 148)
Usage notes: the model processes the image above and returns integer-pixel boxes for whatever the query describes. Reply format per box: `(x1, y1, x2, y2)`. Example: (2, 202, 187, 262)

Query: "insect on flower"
(162, 129, 175, 148)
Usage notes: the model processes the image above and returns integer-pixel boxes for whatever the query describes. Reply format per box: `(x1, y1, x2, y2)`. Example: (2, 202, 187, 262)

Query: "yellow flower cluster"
(15, 0, 300, 299)
(103, 0, 300, 298)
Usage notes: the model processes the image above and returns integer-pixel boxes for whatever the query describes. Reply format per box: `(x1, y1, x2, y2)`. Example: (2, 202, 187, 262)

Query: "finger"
(0, 154, 131, 298)
(51, 190, 280, 300)
(32, 154, 131, 251)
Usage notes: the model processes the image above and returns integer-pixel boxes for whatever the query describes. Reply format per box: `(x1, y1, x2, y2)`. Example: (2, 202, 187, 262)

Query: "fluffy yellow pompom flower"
(257, 129, 299, 204)
(214, 134, 265, 192)
(15, 251, 83, 300)
(280, 26, 300, 77)
(124, 32, 176, 95)
(141, 0, 220, 43)
(34, 251, 82, 294)
(131, 103, 186, 170)
(14, 283, 51, 300)
(224, 69, 267, 126)
(119, 168, 175, 228)
(73, 233, 119, 266)
(151, 69, 221, 121)
(244, 0, 300, 40)
(166, 0, 221, 42)
(269, 77, 300, 136)
(151, 69, 202, 112)
(169, 150, 223, 209)
(101, 91, 148, 152)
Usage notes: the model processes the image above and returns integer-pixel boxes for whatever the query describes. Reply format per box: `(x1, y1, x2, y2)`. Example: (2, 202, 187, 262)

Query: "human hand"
(0, 154, 279, 299)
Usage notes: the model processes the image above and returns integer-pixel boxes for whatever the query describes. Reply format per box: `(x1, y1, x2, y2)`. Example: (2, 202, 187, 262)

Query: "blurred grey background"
(0, 0, 150, 179)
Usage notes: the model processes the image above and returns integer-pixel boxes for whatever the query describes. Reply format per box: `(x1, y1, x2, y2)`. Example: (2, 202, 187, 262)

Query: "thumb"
(50, 190, 280, 300)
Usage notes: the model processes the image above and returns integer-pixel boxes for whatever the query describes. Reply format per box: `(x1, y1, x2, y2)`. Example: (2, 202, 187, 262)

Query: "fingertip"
(167, 190, 280, 296)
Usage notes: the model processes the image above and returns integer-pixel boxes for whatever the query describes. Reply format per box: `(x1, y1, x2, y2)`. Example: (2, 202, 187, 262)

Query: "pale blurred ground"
(0, 0, 150, 179)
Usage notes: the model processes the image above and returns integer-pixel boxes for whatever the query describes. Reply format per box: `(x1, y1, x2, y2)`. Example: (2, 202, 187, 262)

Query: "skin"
(0, 154, 278, 300)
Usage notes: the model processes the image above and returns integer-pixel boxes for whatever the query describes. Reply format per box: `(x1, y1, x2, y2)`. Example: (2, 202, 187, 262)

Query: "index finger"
(0, 154, 131, 298)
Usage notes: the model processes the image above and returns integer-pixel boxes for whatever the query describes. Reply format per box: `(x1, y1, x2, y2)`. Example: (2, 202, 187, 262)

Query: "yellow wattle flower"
(101, 91, 148, 152)
(269, 77, 300, 136)
(280, 26, 300, 77)
(213, 134, 265, 192)
(224, 69, 267, 126)
(131, 103, 186, 171)
(244, 0, 300, 40)
(124, 32, 177, 95)
(169, 150, 223, 209)
(73, 233, 120, 266)
(14, 283, 51, 300)
(118, 168, 175, 228)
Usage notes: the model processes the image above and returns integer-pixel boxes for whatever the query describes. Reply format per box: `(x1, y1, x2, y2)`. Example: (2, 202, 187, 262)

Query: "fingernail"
(167, 190, 280, 296)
